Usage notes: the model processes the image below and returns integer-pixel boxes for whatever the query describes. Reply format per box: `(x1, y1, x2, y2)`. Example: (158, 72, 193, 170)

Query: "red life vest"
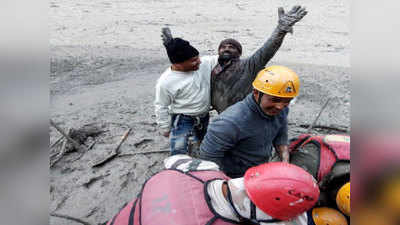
(289, 134, 350, 184)
(106, 169, 240, 225)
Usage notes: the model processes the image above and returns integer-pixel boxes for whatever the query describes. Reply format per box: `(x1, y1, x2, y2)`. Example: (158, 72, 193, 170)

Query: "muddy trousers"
(169, 113, 209, 156)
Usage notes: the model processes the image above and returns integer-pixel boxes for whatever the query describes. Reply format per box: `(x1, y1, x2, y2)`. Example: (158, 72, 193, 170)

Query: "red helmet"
(244, 162, 320, 220)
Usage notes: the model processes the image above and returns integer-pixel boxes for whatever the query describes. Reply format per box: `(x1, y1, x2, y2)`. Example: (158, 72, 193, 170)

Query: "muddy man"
(161, 5, 307, 113)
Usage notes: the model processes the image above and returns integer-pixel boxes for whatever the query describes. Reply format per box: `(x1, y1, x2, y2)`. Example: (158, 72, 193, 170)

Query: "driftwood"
(50, 128, 72, 167)
(50, 136, 64, 149)
(118, 149, 170, 157)
(91, 128, 132, 167)
(70, 140, 98, 163)
(134, 138, 153, 148)
(50, 213, 92, 225)
(50, 119, 88, 152)
(289, 122, 348, 133)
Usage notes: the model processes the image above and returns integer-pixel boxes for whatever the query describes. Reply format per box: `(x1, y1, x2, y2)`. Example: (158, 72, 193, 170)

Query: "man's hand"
(277, 5, 308, 34)
(161, 27, 173, 47)
(276, 145, 290, 162)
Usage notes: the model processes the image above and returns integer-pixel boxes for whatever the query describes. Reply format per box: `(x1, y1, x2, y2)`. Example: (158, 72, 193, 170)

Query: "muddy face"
(218, 43, 240, 65)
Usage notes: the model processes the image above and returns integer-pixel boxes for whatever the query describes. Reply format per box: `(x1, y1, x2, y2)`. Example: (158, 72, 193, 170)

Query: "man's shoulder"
(157, 68, 181, 85)
(200, 55, 219, 66)
(219, 100, 252, 123)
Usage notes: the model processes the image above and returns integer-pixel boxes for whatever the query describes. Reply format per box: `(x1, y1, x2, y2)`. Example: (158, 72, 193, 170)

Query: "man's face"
(218, 43, 241, 59)
(179, 56, 201, 72)
(253, 90, 293, 116)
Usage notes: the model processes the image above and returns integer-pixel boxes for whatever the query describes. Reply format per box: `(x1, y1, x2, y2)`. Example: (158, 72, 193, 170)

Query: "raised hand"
(277, 5, 308, 34)
(161, 27, 173, 46)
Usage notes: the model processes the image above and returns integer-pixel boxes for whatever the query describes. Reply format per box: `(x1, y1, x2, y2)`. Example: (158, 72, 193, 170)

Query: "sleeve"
(199, 117, 240, 167)
(154, 80, 173, 131)
(273, 108, 289, 146)
(242, 27, 288, 80)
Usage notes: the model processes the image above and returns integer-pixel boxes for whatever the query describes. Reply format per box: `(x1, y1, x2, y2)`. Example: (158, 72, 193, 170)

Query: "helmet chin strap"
(257, 92, 264, 105)
(225, 181, 259, 225)
(225, 180, 281, 224)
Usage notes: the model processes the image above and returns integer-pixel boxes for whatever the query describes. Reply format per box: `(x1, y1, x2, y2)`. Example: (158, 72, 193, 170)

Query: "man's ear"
(172, 63, 183, 70)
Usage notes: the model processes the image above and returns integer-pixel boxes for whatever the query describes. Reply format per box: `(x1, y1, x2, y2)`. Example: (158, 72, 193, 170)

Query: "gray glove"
(277, 5, 308, 34)
(161, 27, 173, 47)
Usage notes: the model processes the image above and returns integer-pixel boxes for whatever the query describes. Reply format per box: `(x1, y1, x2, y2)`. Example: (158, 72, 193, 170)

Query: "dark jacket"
(199, 94, 289, 178)
(211, 28, 288, 113)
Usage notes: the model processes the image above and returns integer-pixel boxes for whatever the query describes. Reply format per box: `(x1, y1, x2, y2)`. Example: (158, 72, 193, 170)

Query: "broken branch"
(50, 119, 88, 152)
(91, 127, 132, 167)
(50, 136, 64, 149)
(118, 149, 170, 157)
(307, 98, 332, 134)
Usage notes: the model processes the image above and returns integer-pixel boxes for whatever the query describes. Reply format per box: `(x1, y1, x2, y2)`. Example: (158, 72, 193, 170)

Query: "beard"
(218, 52, 238, 65)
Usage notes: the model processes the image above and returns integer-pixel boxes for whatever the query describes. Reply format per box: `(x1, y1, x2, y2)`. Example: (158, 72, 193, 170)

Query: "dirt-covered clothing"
(211, 28, 288, 113)
(154, 55, 218, 132)
(199, 94, 289, 178)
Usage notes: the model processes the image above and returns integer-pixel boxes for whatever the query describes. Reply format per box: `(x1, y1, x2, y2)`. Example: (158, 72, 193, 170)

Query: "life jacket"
(289, 134, 350, 189)
(106, 169, 240, 225)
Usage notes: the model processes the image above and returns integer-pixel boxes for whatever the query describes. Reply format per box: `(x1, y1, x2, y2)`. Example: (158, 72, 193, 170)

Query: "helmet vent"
(275, 197, 280, 201)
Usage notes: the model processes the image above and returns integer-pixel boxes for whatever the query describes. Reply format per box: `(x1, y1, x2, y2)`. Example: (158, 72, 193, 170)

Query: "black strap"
(205, 216, 218, 225)
(257, 92, 263, 105)
(109, 213, 118, 225)
(225, 181, 258, 225)
(250, 201, 257, 220)
(128, 199, 138, 225)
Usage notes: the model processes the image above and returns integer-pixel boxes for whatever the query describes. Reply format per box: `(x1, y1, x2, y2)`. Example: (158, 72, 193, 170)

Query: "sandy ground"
(50, 0, 349, 224)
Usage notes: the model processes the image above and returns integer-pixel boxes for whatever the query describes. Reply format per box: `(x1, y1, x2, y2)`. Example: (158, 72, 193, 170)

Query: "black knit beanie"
(165, 38, 199, 64)
(218, 38, 242, 55)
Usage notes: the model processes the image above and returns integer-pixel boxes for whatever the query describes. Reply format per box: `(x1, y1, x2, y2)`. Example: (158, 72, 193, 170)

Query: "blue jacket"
(199, 94, 288, 178)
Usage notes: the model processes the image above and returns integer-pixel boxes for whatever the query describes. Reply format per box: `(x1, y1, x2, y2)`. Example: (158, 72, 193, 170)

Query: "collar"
(245, 94, 274, 120)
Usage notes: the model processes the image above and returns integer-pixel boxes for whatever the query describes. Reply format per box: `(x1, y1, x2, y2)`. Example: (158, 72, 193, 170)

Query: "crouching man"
(106, 155, 319, 225)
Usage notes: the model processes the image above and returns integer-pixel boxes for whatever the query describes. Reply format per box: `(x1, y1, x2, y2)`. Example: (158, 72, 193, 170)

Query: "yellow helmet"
(252, 65, 300, 98)
(312, 207, 348, 225)
(336, 182, 350, 216)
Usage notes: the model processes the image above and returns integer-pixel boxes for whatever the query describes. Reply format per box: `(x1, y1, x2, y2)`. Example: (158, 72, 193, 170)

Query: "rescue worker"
(106, 155, 320, 225)
(155, 36, 218, 155)
(310, 207, 348, 225)
(336, 182, 350, 217)
(161, 5, 307, 114)
(199, 66, 299, 178)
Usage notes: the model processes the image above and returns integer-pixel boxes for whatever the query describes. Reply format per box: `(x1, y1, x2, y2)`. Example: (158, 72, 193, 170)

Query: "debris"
(54, 195, 69, 211)
(50, 213, 92, 225)
(50, 119, 88, 152)
(91, 127, 132, 167)
(50, 128, 72, 167)
(50, 136, 64, 149)
(291, 123, 348, 133)
(82, 174, 110, 188)
(118, 149, 170, 157)
(134, 138, 153, 148)
(114, 127, 132, 153)
(85, 207, 99, 218)
(88, 140, 97, 150)
(307, 98, 332, 134)
(69, 123, 104, 145)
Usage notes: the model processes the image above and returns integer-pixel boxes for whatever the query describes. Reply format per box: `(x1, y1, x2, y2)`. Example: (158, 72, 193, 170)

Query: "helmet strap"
(225, 181, 259, 225)
(257, 92, 264, 105)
